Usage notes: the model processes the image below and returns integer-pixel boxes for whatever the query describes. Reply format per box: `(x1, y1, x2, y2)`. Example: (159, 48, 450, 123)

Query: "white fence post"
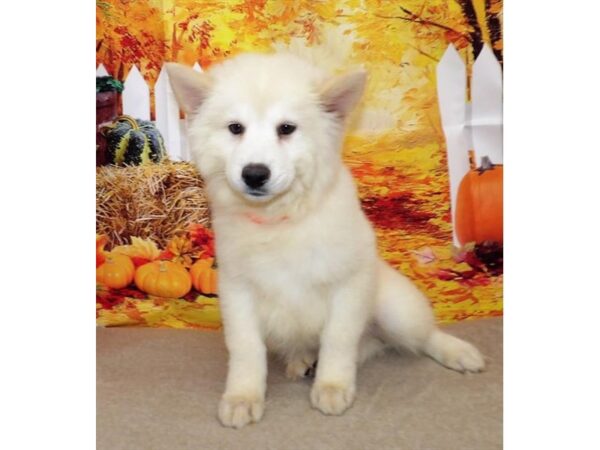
(96, 64, 110, 77)
(179, 62, 204, 161)
(122, 65, 150, 121)
(437, 45, 470, 246)
(155, 65, 184, 160)
(472, 45, 503, 167)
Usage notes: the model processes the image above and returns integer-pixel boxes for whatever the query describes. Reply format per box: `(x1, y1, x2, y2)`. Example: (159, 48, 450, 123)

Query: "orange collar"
(243, 212, 289, 225)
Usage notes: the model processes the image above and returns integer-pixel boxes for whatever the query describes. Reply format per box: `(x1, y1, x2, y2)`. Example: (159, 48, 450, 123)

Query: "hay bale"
(96, 161, 210, 248)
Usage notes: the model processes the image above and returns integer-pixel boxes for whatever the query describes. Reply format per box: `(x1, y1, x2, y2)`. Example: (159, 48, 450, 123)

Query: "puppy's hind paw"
(425, 330, 486, 373)
(218, 394, 265, 429)
(286, 359, 318, 380)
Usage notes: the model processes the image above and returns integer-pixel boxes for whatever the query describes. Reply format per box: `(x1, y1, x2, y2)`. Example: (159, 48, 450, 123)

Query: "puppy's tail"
(374, 259, 436, 353)
(372, 259, 485, 372)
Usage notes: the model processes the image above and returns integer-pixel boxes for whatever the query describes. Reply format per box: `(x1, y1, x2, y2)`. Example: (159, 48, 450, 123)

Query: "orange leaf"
(96, 234, 109, 268)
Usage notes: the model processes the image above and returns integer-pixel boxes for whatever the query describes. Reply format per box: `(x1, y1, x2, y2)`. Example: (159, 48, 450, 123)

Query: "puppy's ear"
(165, 63, 212, 114)
(320, 70, 367, 119)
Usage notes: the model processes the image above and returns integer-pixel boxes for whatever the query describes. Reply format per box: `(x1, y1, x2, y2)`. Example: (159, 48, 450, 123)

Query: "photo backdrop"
(96, 0, 503, 328)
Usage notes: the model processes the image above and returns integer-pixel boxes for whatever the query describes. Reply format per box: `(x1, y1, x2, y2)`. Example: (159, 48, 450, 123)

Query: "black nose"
(241, 164, 271, 189)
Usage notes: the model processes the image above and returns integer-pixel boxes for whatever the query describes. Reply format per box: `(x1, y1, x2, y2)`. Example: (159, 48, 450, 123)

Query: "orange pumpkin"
(455, 154, 503, 246)
(134, 260, 192, 298)
(96, 253, 135, 289)
(190, 258, 218, 295)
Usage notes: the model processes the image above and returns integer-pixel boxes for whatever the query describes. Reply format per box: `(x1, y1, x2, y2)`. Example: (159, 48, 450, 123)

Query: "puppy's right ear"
(165, 63, 212, 114)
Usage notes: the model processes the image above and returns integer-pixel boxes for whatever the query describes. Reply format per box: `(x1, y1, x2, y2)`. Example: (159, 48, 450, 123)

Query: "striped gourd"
(103, 115, 166, 165)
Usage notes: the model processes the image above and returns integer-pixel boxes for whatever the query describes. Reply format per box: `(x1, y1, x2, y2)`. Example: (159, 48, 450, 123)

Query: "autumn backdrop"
(96, 0, 503, 328)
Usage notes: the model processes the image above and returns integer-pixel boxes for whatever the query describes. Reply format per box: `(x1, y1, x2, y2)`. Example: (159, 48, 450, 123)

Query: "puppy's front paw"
(310, 382, 355, 415)
(218, 393, 265, 429)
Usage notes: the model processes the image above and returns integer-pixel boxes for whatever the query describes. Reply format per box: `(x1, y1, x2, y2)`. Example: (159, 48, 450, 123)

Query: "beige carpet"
(97, 318, 502, 450)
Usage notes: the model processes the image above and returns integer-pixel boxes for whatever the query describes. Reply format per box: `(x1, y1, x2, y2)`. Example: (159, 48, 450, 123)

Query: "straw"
(96, 161, 210, 248)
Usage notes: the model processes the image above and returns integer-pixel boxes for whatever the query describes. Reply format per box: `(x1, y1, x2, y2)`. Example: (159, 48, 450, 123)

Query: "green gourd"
(103, 115, 166, 165)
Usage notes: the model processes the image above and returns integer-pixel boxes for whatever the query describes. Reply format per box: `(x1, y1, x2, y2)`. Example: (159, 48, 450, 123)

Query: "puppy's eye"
(228, 122, 245, 135)
(277, 123, 297, 136)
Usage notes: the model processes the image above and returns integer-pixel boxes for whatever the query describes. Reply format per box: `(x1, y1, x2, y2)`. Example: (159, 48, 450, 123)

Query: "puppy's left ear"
(165, 63, 212, 114)
(320, 70, 367, 119)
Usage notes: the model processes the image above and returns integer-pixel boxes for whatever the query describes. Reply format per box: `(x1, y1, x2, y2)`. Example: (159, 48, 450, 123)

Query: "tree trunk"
(172, 23, 179, 61)
(485, 0, 503, 66)
(457, 0, 483, 60)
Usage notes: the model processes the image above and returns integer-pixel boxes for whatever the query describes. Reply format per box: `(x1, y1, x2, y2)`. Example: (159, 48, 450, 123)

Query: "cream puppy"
(166, 53, 484, 429)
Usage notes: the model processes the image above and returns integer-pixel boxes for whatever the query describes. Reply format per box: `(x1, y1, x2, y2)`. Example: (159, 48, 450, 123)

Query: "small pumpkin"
(112, 236, 161, 268)
(102, 115, 166, 165)
(190, 258, 218, 295)
(455, 153, 503, 246)
(135, 260, 192, 298)
(96, 253, 135, 289)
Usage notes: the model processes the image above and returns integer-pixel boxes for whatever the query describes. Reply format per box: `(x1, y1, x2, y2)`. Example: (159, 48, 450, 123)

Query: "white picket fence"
(436, 44, 503, 245)
(98, 46, 502, 245)
(96, 62, 203, 162)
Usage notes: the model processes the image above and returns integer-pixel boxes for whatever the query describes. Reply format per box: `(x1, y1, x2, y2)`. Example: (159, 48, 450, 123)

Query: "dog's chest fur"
(214, 171, 376, 352)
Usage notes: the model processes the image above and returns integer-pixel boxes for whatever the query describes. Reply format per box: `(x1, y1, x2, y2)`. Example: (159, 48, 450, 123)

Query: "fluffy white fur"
(166, 53, 485, 429)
